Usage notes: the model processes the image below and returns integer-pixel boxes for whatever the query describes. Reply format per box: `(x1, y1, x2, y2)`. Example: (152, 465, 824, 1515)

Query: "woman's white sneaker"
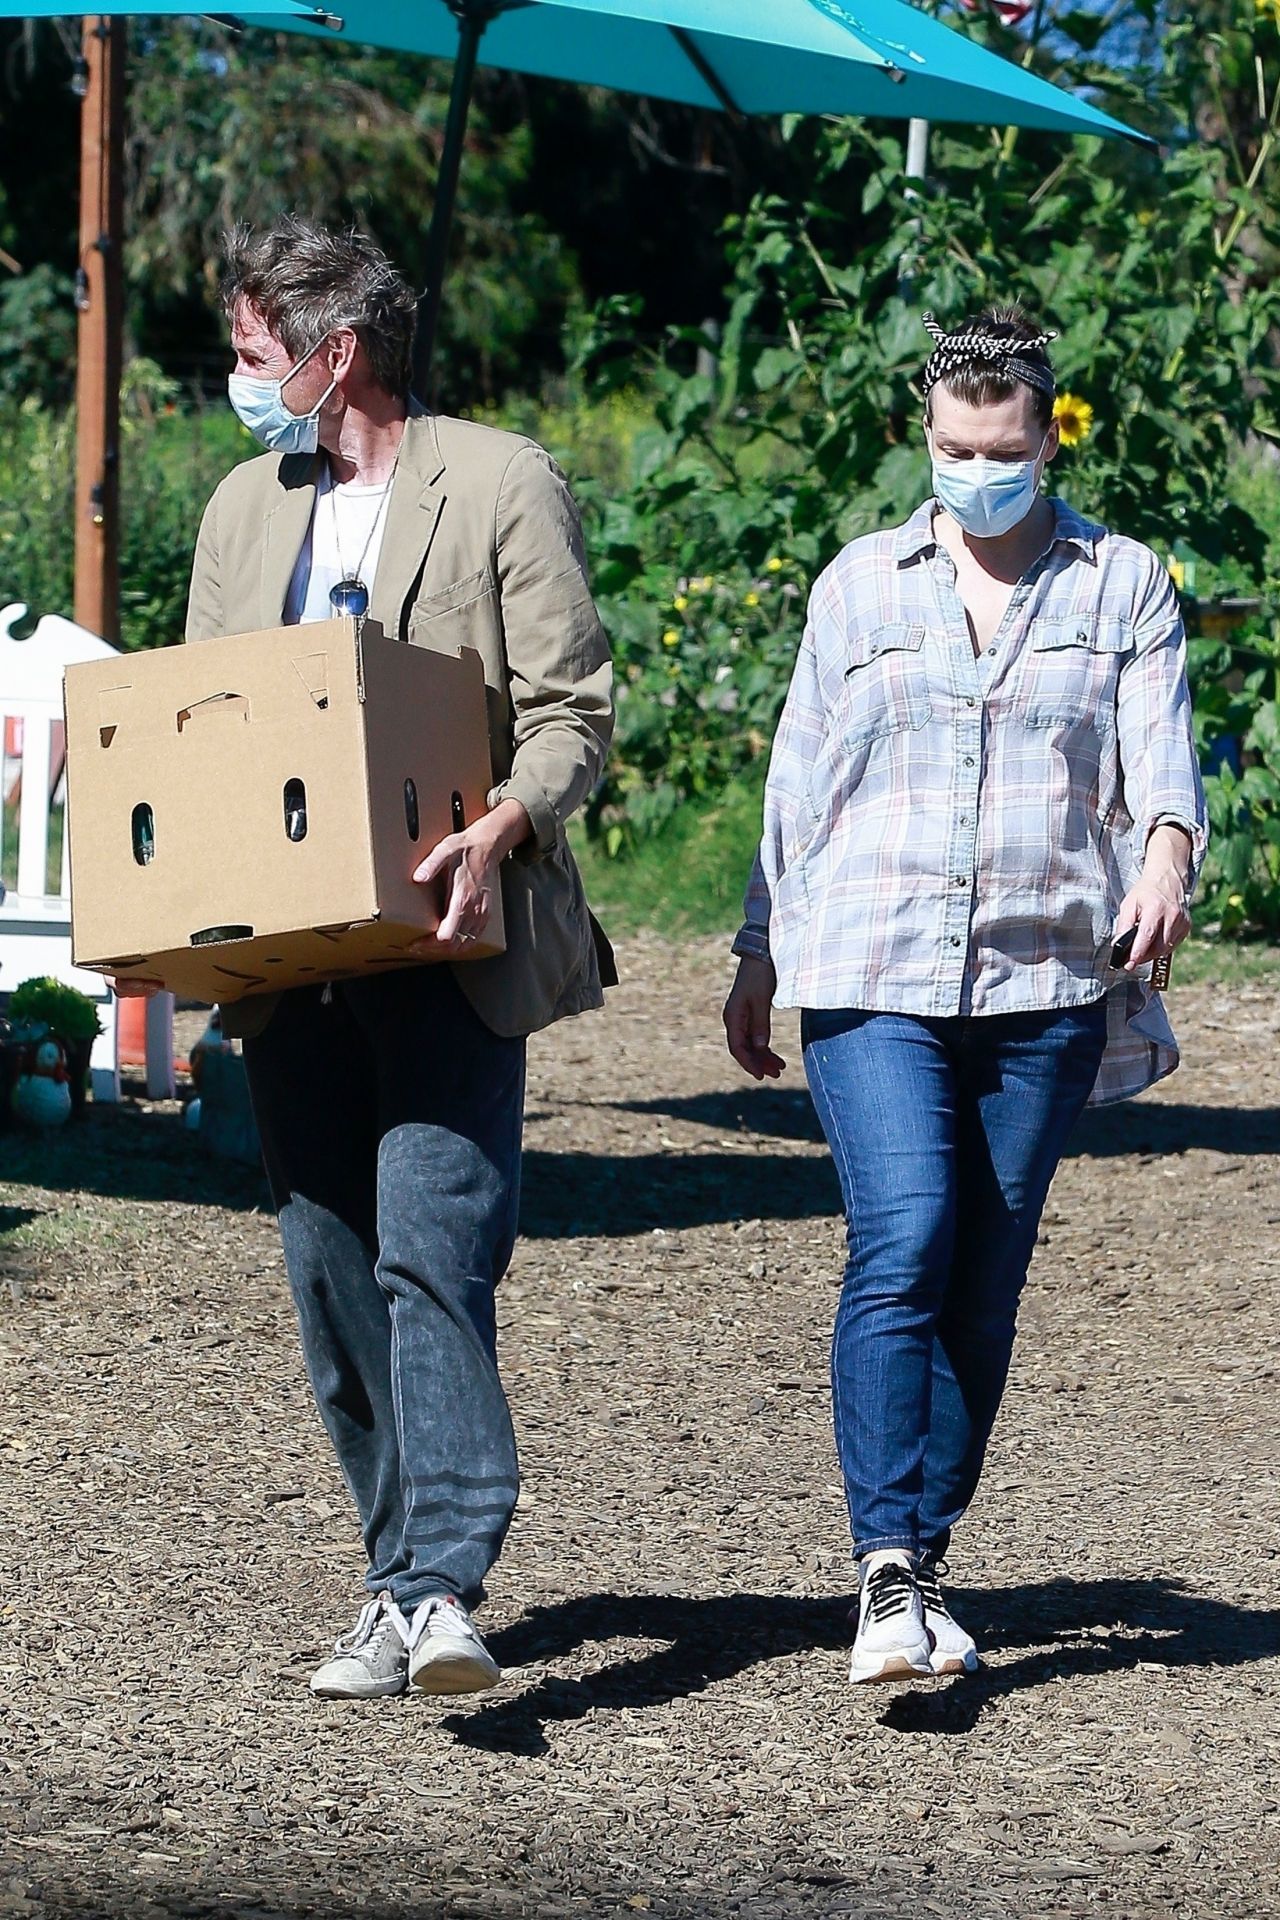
(916, 1553, 980, 1675)
(407, 1595, 501, 1695)
(310, 1593, 411, 1699)
(850, 1552, 934, 1684)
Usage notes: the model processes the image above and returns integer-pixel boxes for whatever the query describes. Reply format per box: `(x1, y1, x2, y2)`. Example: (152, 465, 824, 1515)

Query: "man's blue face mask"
(929, 429, 1051, 540)
(227, 335, 336, 455)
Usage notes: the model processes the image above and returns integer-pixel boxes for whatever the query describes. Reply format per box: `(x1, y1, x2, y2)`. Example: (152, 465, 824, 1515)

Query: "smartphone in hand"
(1109, 923, 1139, 969)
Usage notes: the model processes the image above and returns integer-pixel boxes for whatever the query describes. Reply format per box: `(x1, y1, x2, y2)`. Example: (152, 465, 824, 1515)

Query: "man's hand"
(723, 954, 785, 1080)
(1113, 823, 1193, 971)
(411, 798, 532, 957)
(110, 977, 163, 999)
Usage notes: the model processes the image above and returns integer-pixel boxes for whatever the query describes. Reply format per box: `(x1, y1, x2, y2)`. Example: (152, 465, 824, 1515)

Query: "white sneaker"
(310, 1593, 411, 1699)
(917, 1554, 980, 1675)
(407, 1595, 501, 1696)
(850, 1552, 934, 1684)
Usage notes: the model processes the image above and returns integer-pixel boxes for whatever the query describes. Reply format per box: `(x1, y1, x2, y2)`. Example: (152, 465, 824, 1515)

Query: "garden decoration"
(7, 975, 103, 1119)
(9, 1033, 72, 1129)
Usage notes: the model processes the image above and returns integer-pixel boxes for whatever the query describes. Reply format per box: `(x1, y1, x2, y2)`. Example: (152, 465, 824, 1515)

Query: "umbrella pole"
(413, 1, 492, 397)
(74, 15, 125, 644)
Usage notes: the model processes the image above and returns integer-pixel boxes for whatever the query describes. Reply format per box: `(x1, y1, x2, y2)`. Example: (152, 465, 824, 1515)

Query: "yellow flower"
(1053, 392, 1095, 447)
(1228, 892, 1245, 907)
(744, 591, 760, 608)
(765, 556, 784, 573)
(690, 574, 715, 593)
(673, 594, 689, 612)
(662, 628, 680, 648)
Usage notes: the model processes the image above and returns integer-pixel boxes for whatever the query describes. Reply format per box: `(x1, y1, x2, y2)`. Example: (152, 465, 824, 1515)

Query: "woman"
(723, 308, 1205, 1684)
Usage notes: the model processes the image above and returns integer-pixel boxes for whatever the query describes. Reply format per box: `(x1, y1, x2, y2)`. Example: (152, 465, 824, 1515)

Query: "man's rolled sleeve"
(494, 445, 614, 864)
(1117, 558, 1208, 891)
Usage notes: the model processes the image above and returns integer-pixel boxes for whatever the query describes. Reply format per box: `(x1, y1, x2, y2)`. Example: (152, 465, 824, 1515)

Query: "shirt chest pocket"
(1023, 614, 1132, 726)
(836, 622, 932, 745)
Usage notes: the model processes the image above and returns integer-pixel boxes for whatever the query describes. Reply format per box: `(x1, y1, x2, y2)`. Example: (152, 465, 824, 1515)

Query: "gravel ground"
(1, 936, 1278, 1920)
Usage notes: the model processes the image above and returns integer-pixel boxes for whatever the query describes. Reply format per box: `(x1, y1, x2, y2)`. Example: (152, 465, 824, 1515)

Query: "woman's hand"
(410, 798, 531, 957)
(1113, 823, 1193, 971)
(723, 954, 786, 1080)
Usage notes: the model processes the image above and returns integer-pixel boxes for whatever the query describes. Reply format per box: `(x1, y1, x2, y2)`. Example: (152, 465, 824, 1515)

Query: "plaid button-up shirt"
(734, 498, 1207, 1106)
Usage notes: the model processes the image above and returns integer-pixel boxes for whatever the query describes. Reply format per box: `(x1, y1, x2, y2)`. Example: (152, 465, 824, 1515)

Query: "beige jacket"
(185, 406, 614, 1040)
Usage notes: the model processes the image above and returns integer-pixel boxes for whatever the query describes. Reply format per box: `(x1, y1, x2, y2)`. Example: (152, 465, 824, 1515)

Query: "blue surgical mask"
(227, 337, 336, 455)
(930, 432, 1049, 540)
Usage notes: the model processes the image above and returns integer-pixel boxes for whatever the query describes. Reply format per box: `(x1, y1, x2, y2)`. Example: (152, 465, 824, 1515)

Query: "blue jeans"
(244, 966, 525, 1612)
(802, 1000, 1107, 1561)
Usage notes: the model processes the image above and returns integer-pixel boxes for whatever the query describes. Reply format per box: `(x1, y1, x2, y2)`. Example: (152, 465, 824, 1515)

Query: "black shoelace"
(916, 1556, 953, 1619)
(862, 1561, 918, 1625)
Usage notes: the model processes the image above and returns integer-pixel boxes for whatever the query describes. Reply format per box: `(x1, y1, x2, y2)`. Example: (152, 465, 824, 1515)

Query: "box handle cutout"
(131, 803, 155, 866)
(177, 692, 250, 732)
(190, 924, 254, 946)
(451, 790, 466, 833)
(404, 778, 420, 841)
(284, 778, 308, 842)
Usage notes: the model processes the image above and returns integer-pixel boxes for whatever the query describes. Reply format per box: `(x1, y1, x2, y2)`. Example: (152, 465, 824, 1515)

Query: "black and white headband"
(921, 312, 1058, 400)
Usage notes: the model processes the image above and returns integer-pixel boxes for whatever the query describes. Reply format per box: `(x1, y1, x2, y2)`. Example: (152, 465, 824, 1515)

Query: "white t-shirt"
(283, 463, 394, 625)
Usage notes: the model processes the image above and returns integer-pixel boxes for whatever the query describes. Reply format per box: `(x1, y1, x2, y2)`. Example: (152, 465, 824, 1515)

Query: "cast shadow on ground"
(0, 1104, 268, 1212)
(519, 1146, 840, 1237)
(608, 1089, 1280, 1161)
(446, 1578, 1280, 1755)
(878, 1575, 1280, 1735)
(0, 1101, 842, 1232)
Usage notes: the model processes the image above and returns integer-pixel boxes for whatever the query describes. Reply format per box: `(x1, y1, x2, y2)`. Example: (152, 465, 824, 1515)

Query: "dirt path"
(2, 937, 1278, 1920)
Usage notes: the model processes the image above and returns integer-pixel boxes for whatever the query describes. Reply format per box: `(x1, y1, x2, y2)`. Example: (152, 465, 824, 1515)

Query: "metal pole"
(905, 116, 930, 188)
(412, 2, 492, 398)
(900, 117, 930, 295)
(73, 16, 125, 644)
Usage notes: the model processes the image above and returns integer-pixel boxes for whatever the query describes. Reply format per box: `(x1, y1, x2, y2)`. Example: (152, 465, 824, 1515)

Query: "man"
(723, 308, 1204, 1685)
(127, 216, 613, 1700)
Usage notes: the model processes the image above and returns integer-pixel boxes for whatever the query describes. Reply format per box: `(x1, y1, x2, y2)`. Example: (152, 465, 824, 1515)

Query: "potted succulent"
(7, 977, 103, 1119)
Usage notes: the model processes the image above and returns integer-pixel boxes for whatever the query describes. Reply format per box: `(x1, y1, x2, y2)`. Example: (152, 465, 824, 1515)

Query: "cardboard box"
(64, 617, 504, 1003)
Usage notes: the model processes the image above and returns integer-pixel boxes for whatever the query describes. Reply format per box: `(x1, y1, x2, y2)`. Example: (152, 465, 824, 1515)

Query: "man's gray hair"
(221, 216, 418, 401)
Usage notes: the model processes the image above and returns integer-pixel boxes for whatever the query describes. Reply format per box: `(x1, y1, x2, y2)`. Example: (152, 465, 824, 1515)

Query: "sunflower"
(1053, 392, 1095, 447)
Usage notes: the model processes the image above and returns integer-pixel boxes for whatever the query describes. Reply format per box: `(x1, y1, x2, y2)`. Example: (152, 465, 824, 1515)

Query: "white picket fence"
(0, 603, 178, 1103)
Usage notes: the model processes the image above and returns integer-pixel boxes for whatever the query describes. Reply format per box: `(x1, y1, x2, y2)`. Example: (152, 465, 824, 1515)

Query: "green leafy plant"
(1192, 619, 1280, 932)
(570, 3, 1280, 939)
(8, 977, 103, 1044)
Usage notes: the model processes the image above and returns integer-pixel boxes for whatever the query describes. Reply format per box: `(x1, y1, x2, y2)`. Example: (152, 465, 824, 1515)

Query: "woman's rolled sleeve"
(732, 602, 826, 961)
(1117, 560, 1208, 890)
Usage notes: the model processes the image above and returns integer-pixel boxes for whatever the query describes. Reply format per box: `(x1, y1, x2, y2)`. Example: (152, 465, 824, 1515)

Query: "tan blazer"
(185, 406, 614, 1040)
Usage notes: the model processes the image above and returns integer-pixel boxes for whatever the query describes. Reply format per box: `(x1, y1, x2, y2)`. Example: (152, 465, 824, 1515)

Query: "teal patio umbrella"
(238, 0, 1152, 383)
(8, 0, 1151, 385)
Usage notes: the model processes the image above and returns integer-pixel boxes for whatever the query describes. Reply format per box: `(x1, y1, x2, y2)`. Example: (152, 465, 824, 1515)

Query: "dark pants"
(802, 999, 1108, 1561)
(244, 965, 526, 1611)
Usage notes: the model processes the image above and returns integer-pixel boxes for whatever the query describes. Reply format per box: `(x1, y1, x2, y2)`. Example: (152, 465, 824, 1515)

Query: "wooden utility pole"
(73, 16, 125, 644)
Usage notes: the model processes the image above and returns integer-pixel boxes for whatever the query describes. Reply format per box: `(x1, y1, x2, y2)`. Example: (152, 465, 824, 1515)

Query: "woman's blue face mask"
(227, 336, 336, 455)
(929, 428, 1051, 540)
